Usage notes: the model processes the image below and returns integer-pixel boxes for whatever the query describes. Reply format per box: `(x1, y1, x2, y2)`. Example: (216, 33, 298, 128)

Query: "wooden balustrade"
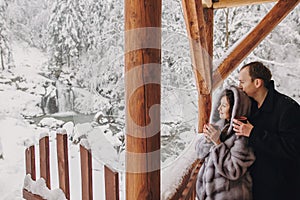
(169, 159, 202, 200)
(23, 131, 120, 200)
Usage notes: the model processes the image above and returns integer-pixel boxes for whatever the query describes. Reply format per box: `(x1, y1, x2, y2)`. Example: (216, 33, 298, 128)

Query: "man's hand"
(203, 124, 221, 145)
(233, 119, 253, 137)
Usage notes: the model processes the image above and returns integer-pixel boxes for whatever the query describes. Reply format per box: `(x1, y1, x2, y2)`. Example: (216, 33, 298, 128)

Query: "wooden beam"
(125, 0, 161, 199)
(212, 0, 277, 9)
(212, 0, 299, 90)
(198, 8, 213, 132)
(204, 8, 214, 58)
(182, 0, 212, 132)
(182, 0, 211, 94)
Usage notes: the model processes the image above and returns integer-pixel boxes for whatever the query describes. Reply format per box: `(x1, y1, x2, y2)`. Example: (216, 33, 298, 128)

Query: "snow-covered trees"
(213, 3, 300, 91)
(0, 0, 13, 70)
(1, 0, 299, 138)
(0, 0, 298, 169)
(6, 0, 50, 49)
(47, 0, 87, 78)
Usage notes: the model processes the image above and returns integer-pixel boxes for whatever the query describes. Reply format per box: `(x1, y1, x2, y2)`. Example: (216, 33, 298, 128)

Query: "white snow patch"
(23, 175, 67, 200)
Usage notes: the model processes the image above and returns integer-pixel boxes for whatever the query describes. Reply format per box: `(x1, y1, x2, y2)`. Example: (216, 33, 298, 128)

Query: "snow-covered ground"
(0, 39, 49, 199)
(0, 39, 197, 200)
(0, 39, 114, 199)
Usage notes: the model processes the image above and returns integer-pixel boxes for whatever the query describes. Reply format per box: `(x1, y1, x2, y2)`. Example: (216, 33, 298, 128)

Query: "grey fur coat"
(196, 86, 255, 200)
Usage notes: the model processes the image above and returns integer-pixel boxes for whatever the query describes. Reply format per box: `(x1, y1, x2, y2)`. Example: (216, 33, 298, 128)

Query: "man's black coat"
(249, 81, 300, 200)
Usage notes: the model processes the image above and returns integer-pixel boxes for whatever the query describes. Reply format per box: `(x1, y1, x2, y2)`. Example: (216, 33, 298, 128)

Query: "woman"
(196, 86, 255, 200)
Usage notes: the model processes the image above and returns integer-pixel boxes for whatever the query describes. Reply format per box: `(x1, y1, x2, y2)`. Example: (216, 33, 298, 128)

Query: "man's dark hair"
(240, 62, 272, 87)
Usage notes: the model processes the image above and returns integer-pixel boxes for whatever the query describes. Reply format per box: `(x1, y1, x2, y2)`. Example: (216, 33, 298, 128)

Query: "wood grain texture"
(25, 145, 36, 180)
(169, 159, 202, 200)
(39, 136, 50, 189)
(105, 165, 119, 200)
(213, 0, 277, 9)
(80, 145, 93, 200)
(125, 0, 162, 199)
(57, 134, 70, 199)
(23, 189, 44, 200)
(182, 0, 213, 132)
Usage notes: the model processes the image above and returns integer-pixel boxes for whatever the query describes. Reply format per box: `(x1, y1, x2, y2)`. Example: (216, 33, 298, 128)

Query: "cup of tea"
(235, 116, 247, 123)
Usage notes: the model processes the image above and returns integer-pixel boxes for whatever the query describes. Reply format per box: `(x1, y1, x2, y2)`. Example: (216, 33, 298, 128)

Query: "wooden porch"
(22, 0, 299, 199)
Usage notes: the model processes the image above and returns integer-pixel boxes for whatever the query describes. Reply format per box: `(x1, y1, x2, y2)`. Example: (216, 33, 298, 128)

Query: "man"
(233, 61, 300, 200)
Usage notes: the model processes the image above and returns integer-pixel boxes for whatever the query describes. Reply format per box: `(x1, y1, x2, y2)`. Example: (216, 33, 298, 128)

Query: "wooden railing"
(23, 130, 119, 200)
(23, 129, 202, 200)
(169, 159, 202, 200)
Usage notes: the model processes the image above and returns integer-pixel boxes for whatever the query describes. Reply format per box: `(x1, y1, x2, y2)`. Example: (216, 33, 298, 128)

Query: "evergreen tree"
(47, 0, 87, 78)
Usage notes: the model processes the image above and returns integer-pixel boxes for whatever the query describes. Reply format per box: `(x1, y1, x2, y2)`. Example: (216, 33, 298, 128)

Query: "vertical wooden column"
(80, 144, 93, 200)
(125, 0, 162, 199)
(56, 130, 70, 199)
(39, 135, 50, 189)
(181, 0, 213, 132)
(25, 145, 36, 180)
(199, 8, 214, 132)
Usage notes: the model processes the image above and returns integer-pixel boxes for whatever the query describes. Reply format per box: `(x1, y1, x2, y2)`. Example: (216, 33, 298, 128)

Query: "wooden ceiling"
(203, 0, 277, 8)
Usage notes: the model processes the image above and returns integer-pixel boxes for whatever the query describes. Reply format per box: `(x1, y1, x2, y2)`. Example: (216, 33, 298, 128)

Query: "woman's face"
(218, 96, 231, 120)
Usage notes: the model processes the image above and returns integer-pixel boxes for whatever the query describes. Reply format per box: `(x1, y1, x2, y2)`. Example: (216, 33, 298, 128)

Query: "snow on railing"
(23, 128, 203, 200)
(23, 129, 119, 200)
(161, 134, 203, 200)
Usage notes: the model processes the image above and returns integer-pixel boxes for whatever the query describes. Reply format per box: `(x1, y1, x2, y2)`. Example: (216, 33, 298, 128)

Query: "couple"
(196, 62, 300, 200)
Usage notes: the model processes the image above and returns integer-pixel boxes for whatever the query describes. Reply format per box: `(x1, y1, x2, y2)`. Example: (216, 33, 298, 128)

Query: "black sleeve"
(249, 103, 300, 160)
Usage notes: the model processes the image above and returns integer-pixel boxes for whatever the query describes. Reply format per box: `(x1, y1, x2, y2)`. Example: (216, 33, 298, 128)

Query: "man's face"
(238, 67, 256, 98)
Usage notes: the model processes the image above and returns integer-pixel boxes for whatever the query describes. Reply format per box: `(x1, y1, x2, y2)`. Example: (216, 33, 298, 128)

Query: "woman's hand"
(203, 124, 221, 145)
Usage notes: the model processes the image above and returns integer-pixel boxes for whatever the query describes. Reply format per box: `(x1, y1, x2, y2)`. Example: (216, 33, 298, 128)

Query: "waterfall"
(41, 81, 74, 114)
(41, 82, 58, 114)
(56, 81, 74, 113)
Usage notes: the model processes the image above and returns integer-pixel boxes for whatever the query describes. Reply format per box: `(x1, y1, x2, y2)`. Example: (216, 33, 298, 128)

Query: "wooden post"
(39, 135, 50, 189)
(105, 165, 119, 200)
(212, 0, 300, 90)
(80, 144, 93, 200)
(200, 8, 214, 132)
(204, 8, 214, 59)
(25, 145, 36, 180)
(125, 0, 161, 199)
(56, 130, 70, 199)
(181, 0, 213, 132)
